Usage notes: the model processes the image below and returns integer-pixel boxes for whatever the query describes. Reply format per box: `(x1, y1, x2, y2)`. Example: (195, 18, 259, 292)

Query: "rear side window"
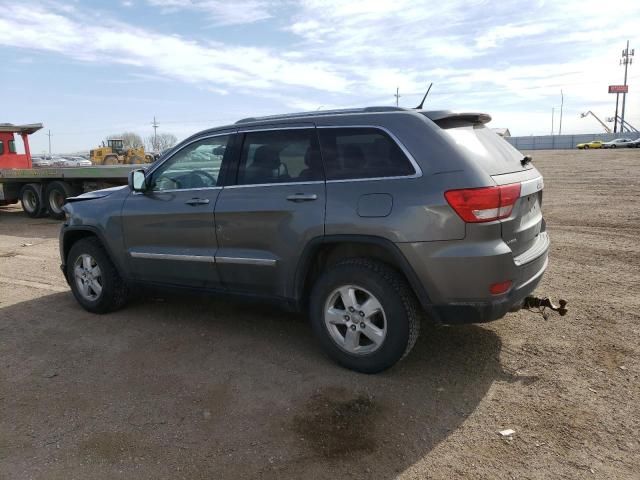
(8, 140, 16, 153)
(0, 141, 3, 155)
(237, 129, 322, 185)
(318, 128, 415, 180)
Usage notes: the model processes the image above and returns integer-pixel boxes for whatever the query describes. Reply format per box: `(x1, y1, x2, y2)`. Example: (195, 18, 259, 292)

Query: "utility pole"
(151, 116, 159, 151)
(614, 94, 620, 133)
(620, 40, 634, 134)
(559, 89, 564, 135)
(551, 107, 555, 135)
(394, 87, 401, 107)
(46, 130, 52, 157)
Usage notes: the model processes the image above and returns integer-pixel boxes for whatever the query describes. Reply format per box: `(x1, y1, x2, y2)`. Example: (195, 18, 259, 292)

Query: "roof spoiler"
(420, 111, 492, 125)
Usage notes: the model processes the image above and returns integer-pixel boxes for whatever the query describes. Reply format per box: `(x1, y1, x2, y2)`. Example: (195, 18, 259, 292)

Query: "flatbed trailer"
(0, 165, 139, 219)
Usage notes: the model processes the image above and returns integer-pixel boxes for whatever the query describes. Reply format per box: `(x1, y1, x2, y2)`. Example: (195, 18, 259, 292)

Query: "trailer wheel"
(45, 181, 74, 220)
(20, 184, 47, 218)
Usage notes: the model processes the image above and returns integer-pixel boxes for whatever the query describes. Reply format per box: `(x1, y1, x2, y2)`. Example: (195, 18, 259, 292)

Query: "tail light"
(444, 183, 521, 223)
(489, 280, 512, 295)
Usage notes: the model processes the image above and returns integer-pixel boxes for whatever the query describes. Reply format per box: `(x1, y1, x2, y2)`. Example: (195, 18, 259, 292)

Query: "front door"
(121, 132, 234, 288)
(214, 127, 325, 298)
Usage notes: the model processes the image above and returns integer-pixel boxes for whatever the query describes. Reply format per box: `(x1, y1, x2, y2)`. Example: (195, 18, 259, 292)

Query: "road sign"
(609, 85, 629, 94)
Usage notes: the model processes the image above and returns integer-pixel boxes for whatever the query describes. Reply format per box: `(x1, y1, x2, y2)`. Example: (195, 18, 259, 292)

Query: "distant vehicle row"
(31, 155, 92, 168)
(576, 138, 640, 149)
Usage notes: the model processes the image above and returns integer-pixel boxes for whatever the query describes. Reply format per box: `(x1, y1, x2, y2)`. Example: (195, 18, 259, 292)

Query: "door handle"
(185, 198, 210, 206)
(286, 193, 318, 202)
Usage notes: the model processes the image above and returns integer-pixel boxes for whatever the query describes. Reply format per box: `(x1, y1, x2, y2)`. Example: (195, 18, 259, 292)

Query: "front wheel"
(67, 237, 128, 313)
(309, 258, 420, 373)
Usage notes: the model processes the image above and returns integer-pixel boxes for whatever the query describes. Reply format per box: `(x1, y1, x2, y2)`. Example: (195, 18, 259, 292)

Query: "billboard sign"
(608, 85, 629, 94)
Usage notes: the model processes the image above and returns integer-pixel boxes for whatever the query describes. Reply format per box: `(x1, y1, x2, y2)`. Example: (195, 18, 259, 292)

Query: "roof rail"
(235, 106, 408, 124)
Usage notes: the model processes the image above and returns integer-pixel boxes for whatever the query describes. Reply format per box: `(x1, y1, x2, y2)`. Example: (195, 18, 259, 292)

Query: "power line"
(394, 87, 401, 107)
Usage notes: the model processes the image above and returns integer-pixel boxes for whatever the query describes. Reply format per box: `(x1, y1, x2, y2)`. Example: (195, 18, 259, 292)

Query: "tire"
(103, 155, 119, 165)
(309, 258, 420, 373)
(66, 237, 128, 313)
(583, 145, 589, 149)
(20, 184, 47, 218)
(44, 181, 74, 220)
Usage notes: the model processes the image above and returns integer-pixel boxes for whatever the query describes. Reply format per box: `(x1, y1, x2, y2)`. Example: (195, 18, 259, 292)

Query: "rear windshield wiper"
(521, 155, 533, 167)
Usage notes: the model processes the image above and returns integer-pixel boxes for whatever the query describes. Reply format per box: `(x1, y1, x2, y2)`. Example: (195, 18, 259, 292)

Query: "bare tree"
(105, 132, 144, 149)
(145, 133, 178, 153)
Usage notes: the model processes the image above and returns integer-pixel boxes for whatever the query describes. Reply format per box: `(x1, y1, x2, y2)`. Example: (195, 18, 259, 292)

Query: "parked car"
(59, 107, 548, 373)
(31, 156, 53, 167)
(50, 156, 93, 167)
(602, 138, 634, 148)
(67, 156, 93, 167)
(576, 140, 604, 149)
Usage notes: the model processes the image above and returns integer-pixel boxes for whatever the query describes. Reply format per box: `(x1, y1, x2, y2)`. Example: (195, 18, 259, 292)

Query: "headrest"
(304, 147, 322, 168)
(253, 145, 280, 169)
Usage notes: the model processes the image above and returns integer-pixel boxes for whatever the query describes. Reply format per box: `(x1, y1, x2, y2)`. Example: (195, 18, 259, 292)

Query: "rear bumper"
(432, 254, 547, 324)
(397, 231, 549, 325)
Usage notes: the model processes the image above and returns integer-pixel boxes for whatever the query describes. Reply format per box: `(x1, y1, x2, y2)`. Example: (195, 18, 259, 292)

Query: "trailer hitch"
(523, 296, 568, 320)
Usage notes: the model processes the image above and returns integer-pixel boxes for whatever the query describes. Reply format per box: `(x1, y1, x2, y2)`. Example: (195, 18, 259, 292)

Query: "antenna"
(414, 83, 433, 110)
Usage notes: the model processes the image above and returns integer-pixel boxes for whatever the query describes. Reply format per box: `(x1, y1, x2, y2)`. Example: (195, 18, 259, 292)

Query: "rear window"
(318, 128, 415, 180)
(440, 124, 528, 175)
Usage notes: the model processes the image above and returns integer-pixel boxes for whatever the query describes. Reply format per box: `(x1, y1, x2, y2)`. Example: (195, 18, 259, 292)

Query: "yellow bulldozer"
(90, 139, 154, 165)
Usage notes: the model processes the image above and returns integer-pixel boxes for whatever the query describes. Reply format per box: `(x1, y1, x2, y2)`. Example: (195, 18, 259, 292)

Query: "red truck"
(0, 123, 140, 220)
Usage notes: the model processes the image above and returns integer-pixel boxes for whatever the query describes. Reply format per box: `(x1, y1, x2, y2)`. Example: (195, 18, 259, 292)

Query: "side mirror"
(128, 169, 147, 192)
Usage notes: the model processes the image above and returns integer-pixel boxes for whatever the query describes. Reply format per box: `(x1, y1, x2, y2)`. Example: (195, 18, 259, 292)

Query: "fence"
(505, 132, 640, 150)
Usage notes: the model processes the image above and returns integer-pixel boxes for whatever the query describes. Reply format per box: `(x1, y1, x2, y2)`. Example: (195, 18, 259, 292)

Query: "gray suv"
(60, 107, 548, 373)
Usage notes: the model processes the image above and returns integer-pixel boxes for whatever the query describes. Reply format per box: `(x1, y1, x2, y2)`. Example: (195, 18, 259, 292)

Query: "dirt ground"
(1, 148, 639, 479)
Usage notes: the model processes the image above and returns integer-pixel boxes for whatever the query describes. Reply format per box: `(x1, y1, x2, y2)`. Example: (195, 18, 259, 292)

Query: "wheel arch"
(61, 226, 126, 279)
(293, 235, 436, 317)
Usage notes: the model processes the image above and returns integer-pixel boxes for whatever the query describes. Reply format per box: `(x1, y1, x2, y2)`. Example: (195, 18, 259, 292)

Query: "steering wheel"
(191, 169, 216, 185)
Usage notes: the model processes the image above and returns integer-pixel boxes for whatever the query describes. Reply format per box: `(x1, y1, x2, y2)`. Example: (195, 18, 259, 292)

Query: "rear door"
(121, 132, 234, 287)
(440, 123, 545, 259)
(214, 126, 325, 298)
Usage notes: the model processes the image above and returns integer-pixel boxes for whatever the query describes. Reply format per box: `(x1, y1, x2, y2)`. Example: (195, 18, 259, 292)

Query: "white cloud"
(0, 4, 349, 93)
(146, 0, 273, 25)
(2, 0, 639, 140)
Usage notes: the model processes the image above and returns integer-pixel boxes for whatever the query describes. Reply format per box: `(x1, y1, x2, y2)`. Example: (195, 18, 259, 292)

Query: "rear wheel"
(309, 258, 420, 373)
(20, 184, 47, 218)
(67, 237, 128, 313)
(103, 154, 119, 165)
(583, 145, 589, 149)
(44, 181, 75, 220)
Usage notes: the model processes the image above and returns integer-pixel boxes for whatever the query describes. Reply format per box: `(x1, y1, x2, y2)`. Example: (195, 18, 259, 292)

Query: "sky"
(1, 0, 639, 154)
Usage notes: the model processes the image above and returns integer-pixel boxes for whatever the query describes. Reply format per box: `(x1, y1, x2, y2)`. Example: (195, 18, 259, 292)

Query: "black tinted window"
(318, 128, 415, 180)
(238, 129, 323, 185)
